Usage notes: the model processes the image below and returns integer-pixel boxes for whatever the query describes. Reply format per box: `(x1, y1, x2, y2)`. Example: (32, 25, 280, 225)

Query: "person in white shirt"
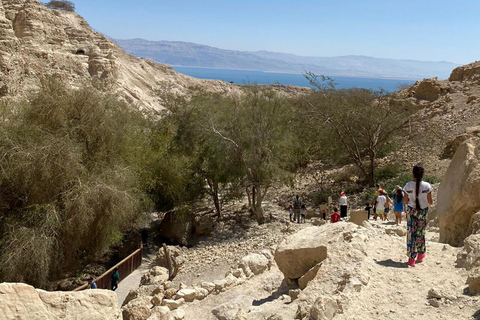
(375, 190, 387, 221)
(339, 192, 348, 219)
(403, 163, 433, 268)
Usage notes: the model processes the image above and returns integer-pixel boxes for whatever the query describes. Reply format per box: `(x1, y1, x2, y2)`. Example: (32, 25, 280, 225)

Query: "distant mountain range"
(115, 38, 459, 80)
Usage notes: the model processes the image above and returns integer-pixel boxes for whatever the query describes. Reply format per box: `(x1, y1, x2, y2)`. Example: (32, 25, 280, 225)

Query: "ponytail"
(413, 164, 424, 210)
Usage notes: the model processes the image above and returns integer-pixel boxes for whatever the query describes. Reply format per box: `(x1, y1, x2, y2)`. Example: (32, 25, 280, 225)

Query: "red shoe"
(417, 253, 425, 263)
(408, 258, 415, 267)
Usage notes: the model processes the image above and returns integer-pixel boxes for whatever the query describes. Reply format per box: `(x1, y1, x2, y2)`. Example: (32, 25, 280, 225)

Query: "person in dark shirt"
(365, 203, 372, 220)
(111, 267, 120, 291)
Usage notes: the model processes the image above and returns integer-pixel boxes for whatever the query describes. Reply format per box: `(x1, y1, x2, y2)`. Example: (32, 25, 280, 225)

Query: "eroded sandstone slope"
(0, 0, 247, 111)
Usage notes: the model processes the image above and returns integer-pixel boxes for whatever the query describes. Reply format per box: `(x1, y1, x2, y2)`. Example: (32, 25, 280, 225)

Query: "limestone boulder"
(274, 226, 330, 280)
(437, 137, 480, 246)
(239, 253, 269, 275)
(140, 266, 170, 286)
(413, 78, 443, 101)
(159, 211, 193, 246)
(122, 306, 151, 320)
(456, 234, 480, 269)
(467, 267, 480, 294)
(0, 283, 121, 320)
(211, 295, 254, 320)
(310, 296, 338, 320)
(176, 288, 196, 302)
(385, 226, 407, 237)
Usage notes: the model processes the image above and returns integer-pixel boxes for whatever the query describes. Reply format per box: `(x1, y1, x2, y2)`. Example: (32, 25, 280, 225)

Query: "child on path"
(393, 186, 405, 225)
(365, 203, 372, 220)
(375, 190, 387, 221)
(331, 207, 341, 223)
(300, 204, 306, 223)
(289, 205, 294, 222)
(404, 164, 433, 267)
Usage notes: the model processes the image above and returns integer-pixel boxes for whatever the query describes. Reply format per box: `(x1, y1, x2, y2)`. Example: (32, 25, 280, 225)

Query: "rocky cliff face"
(0, 0, 247, 111)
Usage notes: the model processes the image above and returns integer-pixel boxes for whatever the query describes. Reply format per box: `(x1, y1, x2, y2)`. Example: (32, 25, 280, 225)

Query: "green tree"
(303, 73, 415, 186)
(208, 87, 296, 223)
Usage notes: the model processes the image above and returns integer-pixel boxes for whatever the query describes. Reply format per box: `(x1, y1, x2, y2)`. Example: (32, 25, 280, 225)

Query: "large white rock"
(239, 253, 269, 275)
(175, 288, 196, 302)
(140, 266, 170, 286)
(310, 296, 338, 320)
(274, 226, 330, 280)
(0, 283, 121, 320)
(211, 295, 254, 320)
(437, 137, 480, 246)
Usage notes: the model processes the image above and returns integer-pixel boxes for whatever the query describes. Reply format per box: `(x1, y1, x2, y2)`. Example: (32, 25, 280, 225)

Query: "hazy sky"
(72, 0, 479, 64)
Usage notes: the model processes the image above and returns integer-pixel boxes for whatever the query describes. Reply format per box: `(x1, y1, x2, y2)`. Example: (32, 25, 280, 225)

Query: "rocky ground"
(116, 200, 480, 320)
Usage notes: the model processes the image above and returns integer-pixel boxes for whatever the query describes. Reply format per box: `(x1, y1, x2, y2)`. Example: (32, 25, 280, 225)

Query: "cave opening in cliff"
(75, 49, 86, 55)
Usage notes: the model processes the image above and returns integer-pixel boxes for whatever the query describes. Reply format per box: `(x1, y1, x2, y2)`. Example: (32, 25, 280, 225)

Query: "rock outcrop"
(0, 283, 121, 320)
(0, 0, 243, 110)
(449, 60, 480, 82)
(437, 135, 480, 246)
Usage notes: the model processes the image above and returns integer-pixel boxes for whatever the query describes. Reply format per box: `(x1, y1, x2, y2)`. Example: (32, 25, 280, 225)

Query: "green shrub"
(0, 80, 152, 287)
(45, 0, 75, 12)
(374, 164, 401, 182)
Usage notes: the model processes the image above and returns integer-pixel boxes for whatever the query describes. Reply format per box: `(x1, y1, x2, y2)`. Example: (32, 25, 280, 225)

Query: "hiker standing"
(393, 186, 405, 225)
(404, 164, 433, 267)
(293, 195, 302, 224)
(111, 267, 120, 291)
(339, 191, 348, 219)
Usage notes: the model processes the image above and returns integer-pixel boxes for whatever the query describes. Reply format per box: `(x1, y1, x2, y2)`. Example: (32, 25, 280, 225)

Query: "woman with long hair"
(403, 164, 433, 267)
(393, 186, 405, 225)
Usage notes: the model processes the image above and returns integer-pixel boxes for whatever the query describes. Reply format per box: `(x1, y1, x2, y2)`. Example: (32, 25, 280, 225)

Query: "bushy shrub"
(45, 0, 75, 12)
(0, 80, 151, 287)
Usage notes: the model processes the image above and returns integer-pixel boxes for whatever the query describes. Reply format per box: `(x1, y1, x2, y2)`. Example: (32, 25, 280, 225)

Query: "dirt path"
(115, 251, 156, 306)
(179, 220, 480, 320)
(336, 221, 479, 320)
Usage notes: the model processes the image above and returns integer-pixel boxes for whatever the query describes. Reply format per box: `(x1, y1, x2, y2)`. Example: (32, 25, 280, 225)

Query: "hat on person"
(340, 192, 346, 196)
(379, 189, 384, 194)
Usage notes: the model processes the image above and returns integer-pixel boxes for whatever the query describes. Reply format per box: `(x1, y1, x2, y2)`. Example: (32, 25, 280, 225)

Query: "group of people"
(367, 184, 405, 225)
(87, 267, 120, 290)
(289, 195, 307, 223)
(290, 163, 433, 268)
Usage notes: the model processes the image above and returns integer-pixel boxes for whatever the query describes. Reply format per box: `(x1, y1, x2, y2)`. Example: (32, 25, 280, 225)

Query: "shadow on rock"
(375, 259, 408, 268)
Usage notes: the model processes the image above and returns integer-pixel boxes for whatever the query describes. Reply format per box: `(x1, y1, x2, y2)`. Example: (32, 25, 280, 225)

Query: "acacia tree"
(209, 87, 296, 223)
(45, 1, 75, 12)
(158, 92, 244, 218)
(304, 74, 414, 186)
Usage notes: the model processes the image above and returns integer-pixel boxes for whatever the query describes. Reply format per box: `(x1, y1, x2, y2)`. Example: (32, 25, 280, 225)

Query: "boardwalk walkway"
(115, 248, 156, 306)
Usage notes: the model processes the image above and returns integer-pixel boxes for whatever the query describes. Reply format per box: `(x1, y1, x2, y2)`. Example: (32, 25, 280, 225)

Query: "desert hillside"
(0, 0, 258, 111)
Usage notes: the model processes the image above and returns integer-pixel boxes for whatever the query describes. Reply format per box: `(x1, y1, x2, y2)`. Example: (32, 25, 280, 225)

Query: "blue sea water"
(173, 67, 415, 93)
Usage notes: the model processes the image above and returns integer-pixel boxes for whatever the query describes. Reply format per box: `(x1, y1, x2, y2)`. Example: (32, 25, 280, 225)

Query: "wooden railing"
(74, 243, 143, 291)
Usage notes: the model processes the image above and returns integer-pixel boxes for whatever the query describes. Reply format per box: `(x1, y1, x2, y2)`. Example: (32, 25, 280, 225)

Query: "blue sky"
(72, 0, 479, 64)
